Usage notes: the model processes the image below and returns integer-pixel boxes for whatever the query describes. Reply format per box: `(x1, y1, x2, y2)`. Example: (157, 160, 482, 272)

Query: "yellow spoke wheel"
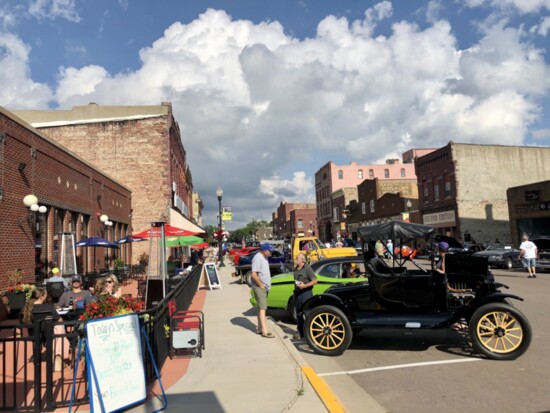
(470, 303, 532, 360)
(305, 305, 352, 356)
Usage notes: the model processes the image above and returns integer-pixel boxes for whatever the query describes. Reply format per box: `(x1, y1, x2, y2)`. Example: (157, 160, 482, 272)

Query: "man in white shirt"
(519, 235, 538, 278)
(250, 243, 274, 338)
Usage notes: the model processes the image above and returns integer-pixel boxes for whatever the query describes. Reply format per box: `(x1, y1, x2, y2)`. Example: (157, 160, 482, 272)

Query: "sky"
(1, 0, 550, 230)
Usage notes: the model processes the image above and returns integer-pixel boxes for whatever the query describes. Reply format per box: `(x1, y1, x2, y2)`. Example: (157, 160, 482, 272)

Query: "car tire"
(287, 297, 298, 324)
(244, 271, 252, 286)
(504, 258, 513, 270)
(304, 305, 352, 357)
(469, 302, 532, 361)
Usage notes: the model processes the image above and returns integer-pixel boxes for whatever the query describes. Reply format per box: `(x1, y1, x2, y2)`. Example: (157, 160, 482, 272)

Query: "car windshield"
(317, 263, 340, 278)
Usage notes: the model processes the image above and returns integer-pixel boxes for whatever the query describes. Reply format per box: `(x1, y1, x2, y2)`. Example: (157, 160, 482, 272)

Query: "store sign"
(423, 210, 456, 225)
(221, 206, 232, 221)
(525, 191, 539, 201)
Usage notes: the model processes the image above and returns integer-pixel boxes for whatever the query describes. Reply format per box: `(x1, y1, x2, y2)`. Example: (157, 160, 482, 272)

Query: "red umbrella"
(132, 224, 199, 238)
(190, 242, 210, 249)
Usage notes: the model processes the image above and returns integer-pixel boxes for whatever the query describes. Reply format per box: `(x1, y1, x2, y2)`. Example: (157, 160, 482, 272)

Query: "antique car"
(472, 243, 521, 269)
(448, 243, 485, 255)
(301, 222, 532, 360)
(249, 257, 367, 321)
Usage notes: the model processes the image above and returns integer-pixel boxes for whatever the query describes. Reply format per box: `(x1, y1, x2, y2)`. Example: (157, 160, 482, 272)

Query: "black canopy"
(357, 221, 436, 242)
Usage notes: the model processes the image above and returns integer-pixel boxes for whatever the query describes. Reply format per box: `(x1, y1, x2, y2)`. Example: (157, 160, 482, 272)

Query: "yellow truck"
(291, 236, 357, 263)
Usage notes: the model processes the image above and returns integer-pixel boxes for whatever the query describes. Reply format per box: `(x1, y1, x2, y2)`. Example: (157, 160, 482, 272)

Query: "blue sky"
(1, 0, 550, 229)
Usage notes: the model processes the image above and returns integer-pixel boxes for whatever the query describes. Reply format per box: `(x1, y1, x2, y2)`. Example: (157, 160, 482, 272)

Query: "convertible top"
(357, 221, 436, 242)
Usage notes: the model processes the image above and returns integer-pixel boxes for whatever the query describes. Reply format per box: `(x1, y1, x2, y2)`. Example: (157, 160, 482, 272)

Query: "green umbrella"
(165, 235, 205, 247)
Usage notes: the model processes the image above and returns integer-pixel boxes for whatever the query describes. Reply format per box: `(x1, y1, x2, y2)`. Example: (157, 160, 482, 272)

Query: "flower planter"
(5, 292, 27, 319)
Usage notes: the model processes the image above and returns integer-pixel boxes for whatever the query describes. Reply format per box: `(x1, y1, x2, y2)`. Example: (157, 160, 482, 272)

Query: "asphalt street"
(267, 265, 550, 413)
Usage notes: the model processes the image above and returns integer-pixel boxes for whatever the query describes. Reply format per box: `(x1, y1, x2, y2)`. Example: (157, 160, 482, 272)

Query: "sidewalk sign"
(68, 314, 167, 413)
(198, 263, 222, 290)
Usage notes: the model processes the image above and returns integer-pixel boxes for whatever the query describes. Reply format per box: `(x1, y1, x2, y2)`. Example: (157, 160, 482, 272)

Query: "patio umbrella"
(132, 224, 199, 238)
(115, 235, 147, 244)
(75, 236, 118, 271)
(165, 236, 205, 248)
(190, 242, 210, 249)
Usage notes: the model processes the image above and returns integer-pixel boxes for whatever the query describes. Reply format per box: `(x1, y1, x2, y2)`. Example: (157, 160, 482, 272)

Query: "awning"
(169, 209, 206, 234)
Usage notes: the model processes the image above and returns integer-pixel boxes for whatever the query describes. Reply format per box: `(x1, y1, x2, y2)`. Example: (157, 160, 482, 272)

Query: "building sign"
(423, 210, 456, 226)
(525, 190, 539, 201)
(221, 206, 232, 221)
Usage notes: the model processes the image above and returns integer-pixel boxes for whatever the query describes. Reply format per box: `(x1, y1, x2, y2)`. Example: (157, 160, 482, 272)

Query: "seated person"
(85, 274, 121, 305)
(46, 267, 68, 290)
(21, 288, 71, 371)
(58, 275, 92, 311)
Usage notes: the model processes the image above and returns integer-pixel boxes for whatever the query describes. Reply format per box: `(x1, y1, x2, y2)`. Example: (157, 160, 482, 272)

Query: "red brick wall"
(0, 109, 131, 290)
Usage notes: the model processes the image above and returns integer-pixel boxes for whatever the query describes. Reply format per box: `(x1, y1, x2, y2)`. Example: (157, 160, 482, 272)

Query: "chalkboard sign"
(203, 263, 222, 290)
(86, 314, 146, 413)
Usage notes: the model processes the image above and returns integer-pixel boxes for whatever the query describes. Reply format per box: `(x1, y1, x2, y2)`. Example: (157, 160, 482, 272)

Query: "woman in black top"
(293, 253, 317, 340)
(21, 288, 70, 371)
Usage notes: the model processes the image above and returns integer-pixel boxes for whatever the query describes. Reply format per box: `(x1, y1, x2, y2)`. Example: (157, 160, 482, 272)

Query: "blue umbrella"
(115, 235, 147, 244)
(75, 236, 118, 272)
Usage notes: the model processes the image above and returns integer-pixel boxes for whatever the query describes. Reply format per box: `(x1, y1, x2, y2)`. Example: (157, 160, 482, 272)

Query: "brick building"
(0, 107, 131, 289)
(13, 103, 204, 264)
(331, 188, 358, 240)
(507, 180, 550, 244)
(415, 142, 550, 244)
(273, 202, 317, 240)
(315, 159, 417, 242)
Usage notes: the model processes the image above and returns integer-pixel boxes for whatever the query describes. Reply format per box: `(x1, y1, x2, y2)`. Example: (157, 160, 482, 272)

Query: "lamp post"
(406, 200, 412, 222)
(216, 187, 225, 267)
(23, 194, 48, 280)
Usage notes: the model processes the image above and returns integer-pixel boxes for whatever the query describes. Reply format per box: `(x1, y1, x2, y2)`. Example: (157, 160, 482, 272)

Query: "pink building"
(315, 159, 417, 241)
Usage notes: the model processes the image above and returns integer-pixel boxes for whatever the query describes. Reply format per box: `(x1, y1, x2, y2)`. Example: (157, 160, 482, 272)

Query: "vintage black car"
(472, 243, 521, 269)
(532, 237, 550, 272)
(301, 222, 532, 360)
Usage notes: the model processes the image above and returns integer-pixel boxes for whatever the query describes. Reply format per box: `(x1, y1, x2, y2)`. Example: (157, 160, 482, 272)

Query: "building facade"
(13, 103, 204, 264)
(273, 202, 316, 240)
(0, 107, 131, 289)
(315, 160, 417, 242)
(415, 142, 550, 244)
(289, 207, 318, 238)
(507, 180, 550, 244)
(331, 187, 358, 240)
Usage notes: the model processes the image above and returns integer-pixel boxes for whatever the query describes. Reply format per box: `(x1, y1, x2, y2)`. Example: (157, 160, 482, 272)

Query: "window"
(424, 185, 429, 201)
(384, 169, 389, 178)
(338, 170, 343, 179)
(369, 169, 374, 178)
(370, 200, 375, 213)
(401, 168, 406, 178)
(362, 201, 366, 214)
(445, 181, 451, 196)
(358, 169, 363, 179)
(434, 184, 440, 201)
(298, 219, 303, 228)
(333, 207, 339, 222)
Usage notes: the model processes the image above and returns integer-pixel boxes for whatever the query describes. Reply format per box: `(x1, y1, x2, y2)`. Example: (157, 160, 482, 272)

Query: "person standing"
(519, 235, 538, 278)
(386, 239, 393, 258)
(292, 253, 317, 340)
(250, 243, 274, 338)
(334, 239, 343, 248)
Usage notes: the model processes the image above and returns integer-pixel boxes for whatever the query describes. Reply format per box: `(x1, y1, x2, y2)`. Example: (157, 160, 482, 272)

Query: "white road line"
(317, 358, 482, 377)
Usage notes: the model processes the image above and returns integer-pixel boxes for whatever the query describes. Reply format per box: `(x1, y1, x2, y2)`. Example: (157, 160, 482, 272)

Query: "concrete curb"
(268, 317, 346, 413)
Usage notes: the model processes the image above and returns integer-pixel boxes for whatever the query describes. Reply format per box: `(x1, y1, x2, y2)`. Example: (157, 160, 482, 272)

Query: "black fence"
(0, 265, 202, 412)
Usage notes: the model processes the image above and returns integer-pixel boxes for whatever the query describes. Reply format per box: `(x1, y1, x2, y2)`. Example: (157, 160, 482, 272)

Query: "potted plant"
(5, 269, 35, 318)
(79, 295, 145, 321)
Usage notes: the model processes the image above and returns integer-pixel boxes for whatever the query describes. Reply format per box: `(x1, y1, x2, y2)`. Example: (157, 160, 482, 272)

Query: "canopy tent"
(115, 235, 147, 244)
(357, 221, 436, 243)
(75, 236, 118, 272)
(165, 235, 205, 248)
(132, 224, 198, 239)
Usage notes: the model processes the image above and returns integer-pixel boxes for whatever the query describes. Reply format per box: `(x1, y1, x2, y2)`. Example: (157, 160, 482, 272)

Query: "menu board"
(203, 263, 222, 290)
(86, 314, 146, 413)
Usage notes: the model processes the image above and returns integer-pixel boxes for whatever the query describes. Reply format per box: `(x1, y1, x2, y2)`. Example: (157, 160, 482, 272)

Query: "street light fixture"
(406, 200, 412, 213)
(216, 187, 225, 267)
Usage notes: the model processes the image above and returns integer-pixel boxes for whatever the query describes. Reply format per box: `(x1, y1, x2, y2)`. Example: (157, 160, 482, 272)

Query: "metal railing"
(0, 265, 202, 412)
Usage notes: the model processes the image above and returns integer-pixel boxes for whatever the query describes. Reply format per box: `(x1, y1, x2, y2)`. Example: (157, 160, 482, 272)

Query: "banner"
(221, 206, 232, 221)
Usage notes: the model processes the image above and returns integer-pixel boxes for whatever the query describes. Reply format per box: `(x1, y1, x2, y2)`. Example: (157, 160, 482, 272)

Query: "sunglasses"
(105, 280, 114, 284)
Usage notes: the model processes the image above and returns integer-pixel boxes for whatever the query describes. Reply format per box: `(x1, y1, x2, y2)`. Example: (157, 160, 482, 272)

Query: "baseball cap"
(71, 275, 82, 283)
(437, 241, 449, 251)
(260, 243, 274, 251)
(51, 267, 60, 274)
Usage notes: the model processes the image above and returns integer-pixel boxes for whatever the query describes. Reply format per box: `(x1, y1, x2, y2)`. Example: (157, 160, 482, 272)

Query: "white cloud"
(2, 8, 550, 226)
(530, 15, 550, 35)
(0, 33, 53, 108)
(29, 0, 81, 22)
(532, 128, 550, 139)
(464, 0, 550, 13)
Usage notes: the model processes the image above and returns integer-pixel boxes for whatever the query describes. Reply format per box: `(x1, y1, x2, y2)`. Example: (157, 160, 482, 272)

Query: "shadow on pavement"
(229, 316, 256, 334)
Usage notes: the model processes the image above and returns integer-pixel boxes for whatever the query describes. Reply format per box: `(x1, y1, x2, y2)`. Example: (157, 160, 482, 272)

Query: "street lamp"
(406, 200, 412, 214)
(216, 187, 225, 267)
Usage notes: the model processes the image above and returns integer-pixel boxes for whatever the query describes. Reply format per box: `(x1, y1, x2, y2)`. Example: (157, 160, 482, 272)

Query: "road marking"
(301, 365, 346, 413)
(318, 358, 482, 377)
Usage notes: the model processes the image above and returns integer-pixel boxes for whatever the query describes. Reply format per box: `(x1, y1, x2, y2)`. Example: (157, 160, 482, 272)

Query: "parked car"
(301, 221, 532, 360)
(235, 250, 290, 282)
(249, 257, 367, 321)
(232, 247, 259, 266)
(532, 237, 550, 272)
(472, 243, 521, 269)
(448, 243, 485, 255)
(343, 239, 363, 255)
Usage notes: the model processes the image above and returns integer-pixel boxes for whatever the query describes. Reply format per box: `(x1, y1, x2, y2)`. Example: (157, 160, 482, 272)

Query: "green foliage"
(113, 258, 125, 269)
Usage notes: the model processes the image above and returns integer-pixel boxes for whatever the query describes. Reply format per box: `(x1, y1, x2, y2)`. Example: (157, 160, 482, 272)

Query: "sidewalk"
(129, 263, 330, 413)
